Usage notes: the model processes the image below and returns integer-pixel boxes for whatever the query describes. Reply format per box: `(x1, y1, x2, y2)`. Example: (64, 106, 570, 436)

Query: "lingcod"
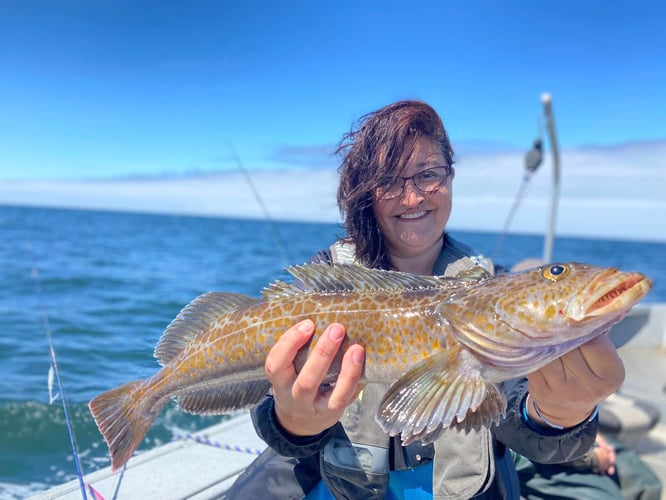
(89, 262, 651, 470)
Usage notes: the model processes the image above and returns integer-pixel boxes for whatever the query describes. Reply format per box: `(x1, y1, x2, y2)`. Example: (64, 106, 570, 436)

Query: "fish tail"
(88, 379, 158, 471)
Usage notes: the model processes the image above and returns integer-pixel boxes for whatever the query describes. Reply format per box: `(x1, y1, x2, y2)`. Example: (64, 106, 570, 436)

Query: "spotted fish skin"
(89, 262, 651, 470)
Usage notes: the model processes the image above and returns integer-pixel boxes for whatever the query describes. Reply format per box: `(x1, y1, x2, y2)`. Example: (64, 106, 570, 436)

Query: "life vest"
(306, 236, 499, 500)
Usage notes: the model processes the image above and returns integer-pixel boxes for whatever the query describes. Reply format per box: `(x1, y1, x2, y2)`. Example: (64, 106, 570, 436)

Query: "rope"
(492, 171, 534, 262)
(492, 108, 545, 264)
(172, 431, 263, 456)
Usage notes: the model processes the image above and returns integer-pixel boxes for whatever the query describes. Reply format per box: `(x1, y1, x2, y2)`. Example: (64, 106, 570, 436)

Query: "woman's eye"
(418, 169, 442, 181)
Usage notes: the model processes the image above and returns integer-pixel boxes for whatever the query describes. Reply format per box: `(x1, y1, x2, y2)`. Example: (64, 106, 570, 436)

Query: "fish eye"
(542, 264, 569, 281)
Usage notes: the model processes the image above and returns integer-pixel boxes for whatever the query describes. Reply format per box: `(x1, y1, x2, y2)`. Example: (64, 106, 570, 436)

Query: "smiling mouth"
(399, 211, 427, 220)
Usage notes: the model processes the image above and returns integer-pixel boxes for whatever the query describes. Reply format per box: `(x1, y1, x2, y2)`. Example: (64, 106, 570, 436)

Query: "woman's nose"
(399, 178, 424, 205)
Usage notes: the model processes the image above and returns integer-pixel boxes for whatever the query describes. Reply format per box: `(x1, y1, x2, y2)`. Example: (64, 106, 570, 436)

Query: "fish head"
(494, 262, 652, 337)
(441, 262, 652, 373)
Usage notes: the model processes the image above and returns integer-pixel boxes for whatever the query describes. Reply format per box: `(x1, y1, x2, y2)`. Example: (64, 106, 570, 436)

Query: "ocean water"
(1, 204, 665, 499)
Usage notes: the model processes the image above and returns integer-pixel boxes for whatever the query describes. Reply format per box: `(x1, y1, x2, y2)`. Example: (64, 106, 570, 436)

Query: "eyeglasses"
(375, 166, 454, 200)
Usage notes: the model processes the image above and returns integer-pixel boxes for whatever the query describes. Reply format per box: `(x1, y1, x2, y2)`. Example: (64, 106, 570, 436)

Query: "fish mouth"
(575, 269, 652, 320)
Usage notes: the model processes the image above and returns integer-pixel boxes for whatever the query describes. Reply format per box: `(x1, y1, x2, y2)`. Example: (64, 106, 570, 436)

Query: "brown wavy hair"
(335, 100, 454, 268)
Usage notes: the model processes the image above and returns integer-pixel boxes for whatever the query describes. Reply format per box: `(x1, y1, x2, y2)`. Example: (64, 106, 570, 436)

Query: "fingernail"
(297, 320, 313, 333)
(352, 349, 364, 366)
(328, 324, 345, 341)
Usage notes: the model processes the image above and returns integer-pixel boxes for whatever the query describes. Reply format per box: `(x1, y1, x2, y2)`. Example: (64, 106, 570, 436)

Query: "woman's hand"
(265, 319, 365, 437)
(593, 434, 617, 475)
(526, 334, 625, 428)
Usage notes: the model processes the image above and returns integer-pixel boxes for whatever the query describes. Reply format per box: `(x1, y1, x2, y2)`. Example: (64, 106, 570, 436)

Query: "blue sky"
(1, 1, 665, 181)
(1, 1, 665, 242)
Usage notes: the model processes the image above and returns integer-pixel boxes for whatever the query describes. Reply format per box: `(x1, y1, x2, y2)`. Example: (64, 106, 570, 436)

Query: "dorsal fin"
(154, 292, 258, 365)
(261, 263, 477, 300)
(448, 265, 492, 282)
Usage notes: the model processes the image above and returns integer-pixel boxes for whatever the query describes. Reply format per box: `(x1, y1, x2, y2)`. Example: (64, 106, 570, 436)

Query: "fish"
(89, 262, 651, 471)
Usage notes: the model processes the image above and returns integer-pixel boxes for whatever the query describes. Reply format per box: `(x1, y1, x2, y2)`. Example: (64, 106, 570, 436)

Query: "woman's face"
(373, 137, 453, 260)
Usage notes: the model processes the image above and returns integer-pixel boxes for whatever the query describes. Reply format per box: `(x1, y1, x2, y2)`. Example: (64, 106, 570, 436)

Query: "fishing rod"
(31, 260, 89, 500)
(540, 92, 561, 264)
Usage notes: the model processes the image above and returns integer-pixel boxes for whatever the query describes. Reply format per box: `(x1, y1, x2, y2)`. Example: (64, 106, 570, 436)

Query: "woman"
(225, 100, 624, 499)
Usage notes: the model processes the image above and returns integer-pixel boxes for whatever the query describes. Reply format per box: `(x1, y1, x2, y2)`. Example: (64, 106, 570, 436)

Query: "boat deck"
(607, 343, 666, 497)
(30, 412, 266, 500)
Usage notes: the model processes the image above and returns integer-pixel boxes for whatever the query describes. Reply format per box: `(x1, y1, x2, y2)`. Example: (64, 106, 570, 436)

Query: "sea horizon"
(2, 138, 666, 244)
(2, 200, 665, 246)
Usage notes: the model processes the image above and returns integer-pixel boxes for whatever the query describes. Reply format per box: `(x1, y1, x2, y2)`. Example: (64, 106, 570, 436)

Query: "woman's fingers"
(266, 320, 365, 437)
(325, 344, 365, 413)
(264, 319, 315, 387)
(527, 334, 625, 427)
(292, 323, 347, 400)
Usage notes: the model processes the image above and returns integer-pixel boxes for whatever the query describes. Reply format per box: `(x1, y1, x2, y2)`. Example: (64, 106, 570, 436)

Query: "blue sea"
(1, 204, 665, 499)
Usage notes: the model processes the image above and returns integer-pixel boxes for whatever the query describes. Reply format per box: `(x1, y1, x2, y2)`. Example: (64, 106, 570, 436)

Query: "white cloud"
(0, 170, 341, 222)
(449, 141, 666, 241)
(1, 142, 665, 242)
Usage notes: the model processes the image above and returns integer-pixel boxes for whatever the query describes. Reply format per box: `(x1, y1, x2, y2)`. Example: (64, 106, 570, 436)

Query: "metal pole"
(541, 92, 560, 263)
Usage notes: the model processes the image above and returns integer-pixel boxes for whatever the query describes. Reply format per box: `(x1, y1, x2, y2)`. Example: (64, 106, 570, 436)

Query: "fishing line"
(109, 465, 126, 500)
(30, 258, 88, 500)
(491, 171, 534, 261)
(227, 143, 295, 267)
(492, 113, 545, 263)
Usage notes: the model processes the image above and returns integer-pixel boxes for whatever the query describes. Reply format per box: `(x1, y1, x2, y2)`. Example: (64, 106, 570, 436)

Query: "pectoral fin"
(376, 348, 506, 445)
